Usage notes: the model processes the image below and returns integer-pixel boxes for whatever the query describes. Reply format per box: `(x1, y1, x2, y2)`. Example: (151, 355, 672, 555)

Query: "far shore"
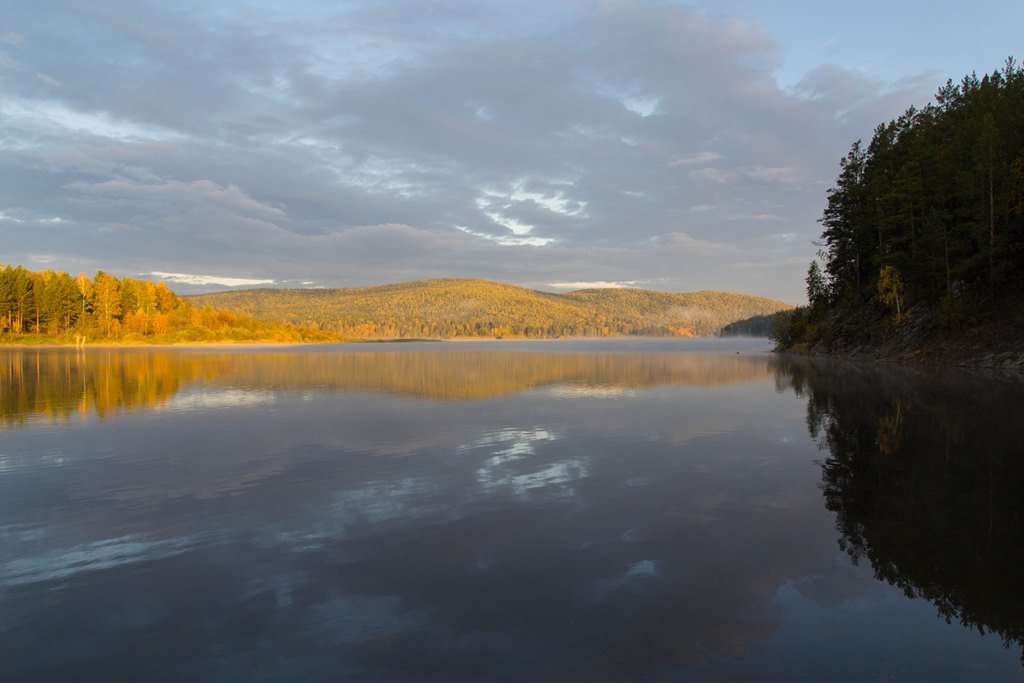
(0, 342, 331, 350)
(0, 335, 767, 350)
(0, 340, 354, 349)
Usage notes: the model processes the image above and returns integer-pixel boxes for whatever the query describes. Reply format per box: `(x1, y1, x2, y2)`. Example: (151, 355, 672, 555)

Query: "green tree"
(812, 58, 1023, 315)
(120, 277, 141, 315)
(0, 266, 13, 332)
(978, 112, 1002, 285)
(3, 266, 33, 333)
(806, 261, 828, 311)
(28, 270, 51, 333)
(43, 272, 81, 333)
(821, 141, 868, 296)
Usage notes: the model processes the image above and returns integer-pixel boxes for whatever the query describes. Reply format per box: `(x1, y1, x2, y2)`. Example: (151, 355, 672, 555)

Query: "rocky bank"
(780, 293, 1024, 372)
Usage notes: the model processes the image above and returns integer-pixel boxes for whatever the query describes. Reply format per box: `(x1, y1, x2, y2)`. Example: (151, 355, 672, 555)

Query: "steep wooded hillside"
(190, 278, 791, 338)
(774, 58, 1024, 367)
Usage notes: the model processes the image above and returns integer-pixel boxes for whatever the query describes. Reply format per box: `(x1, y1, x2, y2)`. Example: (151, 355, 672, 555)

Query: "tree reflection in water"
(1, 347, 772, 424)
(775, 357, 1024, 662)
(0, 349, 227, 426)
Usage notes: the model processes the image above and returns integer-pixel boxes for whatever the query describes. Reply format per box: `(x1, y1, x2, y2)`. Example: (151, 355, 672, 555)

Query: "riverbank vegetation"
(0, 265, 340, 345)
(774, 59, 1024, 362)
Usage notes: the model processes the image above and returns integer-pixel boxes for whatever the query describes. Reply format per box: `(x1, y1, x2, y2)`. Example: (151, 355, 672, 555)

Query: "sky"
(1, 1, 1021, 302)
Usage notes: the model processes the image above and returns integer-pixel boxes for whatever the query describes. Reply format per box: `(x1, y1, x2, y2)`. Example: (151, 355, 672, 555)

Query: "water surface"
(2, 340, 1022, 681)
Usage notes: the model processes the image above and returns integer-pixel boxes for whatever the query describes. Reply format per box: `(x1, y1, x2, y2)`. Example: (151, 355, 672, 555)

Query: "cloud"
(507, 184, 588, 218)
(669, 152, 723, 167)
(0, 32, 24, 47)
(149, 272, 277, 287)
(70, 177, 285, 219)
(0, 0, 943, 302)
(35, 72, 61, 87)
(664, 232, 734, 255)
(0, 209, 65, 224)
(0, 99, 188, 145)
(455, 225, 555, 247)
(744, 166, 801, 184)
(548, 281, 641, 290)
(725, 213, 785, 222)
(689, 168, 734, 184)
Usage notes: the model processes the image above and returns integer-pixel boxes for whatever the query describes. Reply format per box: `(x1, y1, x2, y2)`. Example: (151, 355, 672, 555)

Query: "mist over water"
(1, 341, 1021, 681)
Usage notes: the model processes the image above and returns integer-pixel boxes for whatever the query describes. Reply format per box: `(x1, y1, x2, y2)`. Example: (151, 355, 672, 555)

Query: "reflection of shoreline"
(0, 351, 230, 427)
(221, 351, 773, 400)
(774, 356, 1024, 661)
(1, 349, 773, 424)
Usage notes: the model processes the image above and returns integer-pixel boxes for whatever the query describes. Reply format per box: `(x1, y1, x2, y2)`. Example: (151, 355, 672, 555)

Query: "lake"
(2, 339, 1023, 681)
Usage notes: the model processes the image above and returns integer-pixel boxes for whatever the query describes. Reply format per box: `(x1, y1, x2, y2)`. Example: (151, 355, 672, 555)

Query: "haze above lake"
(2, 340, 1022, 681)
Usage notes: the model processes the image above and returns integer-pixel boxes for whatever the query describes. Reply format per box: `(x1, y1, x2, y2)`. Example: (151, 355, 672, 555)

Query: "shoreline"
(0, 340, 351, 349)
(775, 346, 1024, 373)
(0, 335, 768, 350)
(775, 290, 1024, 373)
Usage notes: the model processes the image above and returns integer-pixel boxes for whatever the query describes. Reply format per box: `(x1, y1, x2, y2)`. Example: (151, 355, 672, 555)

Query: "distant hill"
(720, 313, 777, 337)
(188, 278, 791, 338)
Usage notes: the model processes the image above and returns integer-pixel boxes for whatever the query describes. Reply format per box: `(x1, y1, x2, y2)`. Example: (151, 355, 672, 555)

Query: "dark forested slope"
(774, 58, 1024, 367)
(190, 278, 791, 338)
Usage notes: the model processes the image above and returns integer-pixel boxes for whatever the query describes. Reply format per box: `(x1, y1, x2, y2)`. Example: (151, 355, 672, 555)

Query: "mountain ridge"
(188, 277, 792, 338)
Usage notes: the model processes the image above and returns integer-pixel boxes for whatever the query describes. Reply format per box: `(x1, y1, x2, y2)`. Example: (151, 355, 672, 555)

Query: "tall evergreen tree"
(820, 141, 868, 297)
(815, 58, 1024, 309)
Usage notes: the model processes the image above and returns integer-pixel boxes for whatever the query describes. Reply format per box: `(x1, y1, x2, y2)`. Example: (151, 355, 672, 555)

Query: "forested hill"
(774, 58, 1024, 366)
(189, 278, 791, 338)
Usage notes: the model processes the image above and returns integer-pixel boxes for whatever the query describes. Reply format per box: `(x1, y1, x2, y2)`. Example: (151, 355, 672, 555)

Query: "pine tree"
(806, 261, 828, 311)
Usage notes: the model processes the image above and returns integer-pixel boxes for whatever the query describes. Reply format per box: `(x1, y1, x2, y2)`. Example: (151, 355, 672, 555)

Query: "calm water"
(2, 339, 1023, 681)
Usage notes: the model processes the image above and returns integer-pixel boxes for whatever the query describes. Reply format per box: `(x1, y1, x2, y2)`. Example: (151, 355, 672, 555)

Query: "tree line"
(776, 58, 1024, 346)
(0, 264, 337, 343)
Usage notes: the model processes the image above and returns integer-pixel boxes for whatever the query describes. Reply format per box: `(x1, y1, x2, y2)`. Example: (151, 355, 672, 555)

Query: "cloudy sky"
(2, 1, 1021, 302)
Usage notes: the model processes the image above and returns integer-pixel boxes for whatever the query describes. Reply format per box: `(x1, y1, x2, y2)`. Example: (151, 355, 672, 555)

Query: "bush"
(934, 294, 970, 330)
(770, 307, 818, 349)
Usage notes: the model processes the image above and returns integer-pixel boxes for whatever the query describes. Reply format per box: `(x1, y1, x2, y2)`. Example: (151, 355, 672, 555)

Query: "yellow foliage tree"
(877, 265, 906, 322)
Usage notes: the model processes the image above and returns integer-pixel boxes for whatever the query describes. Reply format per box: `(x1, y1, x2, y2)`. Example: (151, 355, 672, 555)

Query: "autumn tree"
(0, 264, 338, 343)
(877, 265, 906, 321)
(92, 271, 123, 336)
(155, 281, 177, 313)
(75, 272, 93, 316)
